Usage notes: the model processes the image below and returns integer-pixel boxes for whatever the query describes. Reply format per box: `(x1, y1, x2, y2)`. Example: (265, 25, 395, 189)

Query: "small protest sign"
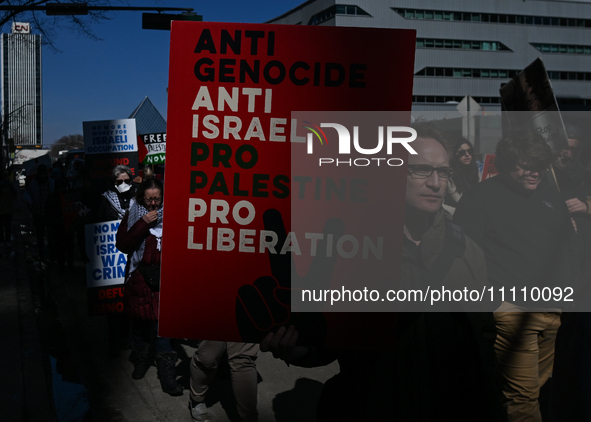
(480, 154, 499, 181)
(83, 119, 139, 193)
(85, 220, 127, 315)
(140, 132, 166, 165)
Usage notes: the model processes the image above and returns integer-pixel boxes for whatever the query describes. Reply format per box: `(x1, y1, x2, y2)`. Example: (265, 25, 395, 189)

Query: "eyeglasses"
(457, 149, 473, 157)
(144, 197, 162, 204)
(407, 165, 454, 179)
(115, 179, 131, 186)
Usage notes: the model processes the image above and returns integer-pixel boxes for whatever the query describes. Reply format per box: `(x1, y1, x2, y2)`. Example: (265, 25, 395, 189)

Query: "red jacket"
(116, 213, 162, 320)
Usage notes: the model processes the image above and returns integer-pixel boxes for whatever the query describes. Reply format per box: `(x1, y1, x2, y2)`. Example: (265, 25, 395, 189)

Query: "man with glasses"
(261, 123, 505, 421)
(454, 130, 575, 422)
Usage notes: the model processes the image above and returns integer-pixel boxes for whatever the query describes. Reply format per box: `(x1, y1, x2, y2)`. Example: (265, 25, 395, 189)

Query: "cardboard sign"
(480, 154, 499, 181)
(159, 22, 416, 347)
(83, 119, 140, 193)
(140, 132, 166, 165)
(85, 220, 126, 316)
(83, 119, 138, 155)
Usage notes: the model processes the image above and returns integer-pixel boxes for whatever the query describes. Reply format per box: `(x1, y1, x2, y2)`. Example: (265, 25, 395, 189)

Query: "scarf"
(126, 198, 164, 276)
(103, 190, 126, 219)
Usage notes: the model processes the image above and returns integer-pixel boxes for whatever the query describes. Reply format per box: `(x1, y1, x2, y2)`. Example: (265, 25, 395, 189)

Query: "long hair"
(495, 130, 552, 174)
(136, 178, 164, 208)
(451, 138, 480, 194)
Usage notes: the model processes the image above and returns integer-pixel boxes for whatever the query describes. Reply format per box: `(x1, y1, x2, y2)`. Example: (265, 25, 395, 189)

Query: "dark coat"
(116, 212, 161, 320)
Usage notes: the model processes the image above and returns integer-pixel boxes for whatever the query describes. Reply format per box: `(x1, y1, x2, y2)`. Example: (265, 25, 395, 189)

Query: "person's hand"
(142, 210, 158, 224)
(572, 217, 578, 234)
(235, 209, 343, 346)
(260, 325, 310, 362)
(566, 198, 588, 214)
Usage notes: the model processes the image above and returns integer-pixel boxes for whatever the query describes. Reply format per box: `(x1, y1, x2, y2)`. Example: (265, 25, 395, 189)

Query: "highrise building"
(269, 0, 591, 112)
(1, 22, 42, 147)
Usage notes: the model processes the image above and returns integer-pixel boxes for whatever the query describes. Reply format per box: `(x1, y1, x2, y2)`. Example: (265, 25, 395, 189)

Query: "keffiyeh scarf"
(103, 190, 126, 219)
(126, 198, 164, 276)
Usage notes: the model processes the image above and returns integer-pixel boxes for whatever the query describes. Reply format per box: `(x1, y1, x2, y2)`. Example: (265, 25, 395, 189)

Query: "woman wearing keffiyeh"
(102, 165, 136, 359)
(116, 178, 183, 396)
(102, 165, 136, 221)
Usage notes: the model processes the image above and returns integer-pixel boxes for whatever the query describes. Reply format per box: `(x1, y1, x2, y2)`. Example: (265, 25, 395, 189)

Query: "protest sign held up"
(159, 22, 416, 348)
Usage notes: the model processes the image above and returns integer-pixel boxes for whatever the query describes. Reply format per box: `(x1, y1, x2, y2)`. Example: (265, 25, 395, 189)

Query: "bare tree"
(49, 133, 83, 157)
(0, 1, 129, 51)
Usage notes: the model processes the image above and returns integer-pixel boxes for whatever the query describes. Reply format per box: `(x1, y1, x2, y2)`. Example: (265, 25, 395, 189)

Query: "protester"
(45, 177, 77, 271)
(100, 165, 136, 357)
(547, 124, 591, 421)
(50, 160, 65, 182)
(0, 168, 18, 249)
(142, 165, 154, 181)
(189, 341, 259, 422)
(551, 123, 591, 274)
(25, 164, 54, 264)
(260, 124, 505, 422)
(444, 138, 480, 215)
(454, 130, 576, 422)
(101, 165, 136, 221)
(553, 124, 591, 215)
(115, 178, 183, 396)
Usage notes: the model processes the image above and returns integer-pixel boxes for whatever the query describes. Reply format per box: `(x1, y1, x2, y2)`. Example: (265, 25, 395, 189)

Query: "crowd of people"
(263, 123, 591, 422)
(10, 121, 591, 422)
(16, 159, 259, 421)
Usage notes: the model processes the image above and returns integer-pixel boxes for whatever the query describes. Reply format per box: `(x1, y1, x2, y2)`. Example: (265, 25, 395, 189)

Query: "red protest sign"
(159, 22, 416, 347)
(481, 154, 499, 181)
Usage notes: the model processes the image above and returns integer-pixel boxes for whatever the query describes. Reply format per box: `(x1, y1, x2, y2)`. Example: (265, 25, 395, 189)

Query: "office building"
(269, 0, 591, 113)
(1, 22, 42, 147)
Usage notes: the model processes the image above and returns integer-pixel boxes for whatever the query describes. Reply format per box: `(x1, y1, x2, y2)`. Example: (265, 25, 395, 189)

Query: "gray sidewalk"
(1, 190, 55, 421)
(1, 193, 339, 422)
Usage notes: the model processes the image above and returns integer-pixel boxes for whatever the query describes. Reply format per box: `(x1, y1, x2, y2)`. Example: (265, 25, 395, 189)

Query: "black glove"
(236, 208, 344, 346)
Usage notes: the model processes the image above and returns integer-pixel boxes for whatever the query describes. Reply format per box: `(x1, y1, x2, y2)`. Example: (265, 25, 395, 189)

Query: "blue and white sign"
(83, 118, 138, 155)
(85, 220, 127, 288)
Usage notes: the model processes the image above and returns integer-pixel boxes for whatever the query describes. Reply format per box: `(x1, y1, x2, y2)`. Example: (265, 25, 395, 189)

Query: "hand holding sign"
(235, 209, 344, 346)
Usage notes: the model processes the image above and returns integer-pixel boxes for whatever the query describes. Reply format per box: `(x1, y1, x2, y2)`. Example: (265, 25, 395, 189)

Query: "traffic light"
(142, 12, 202, 30)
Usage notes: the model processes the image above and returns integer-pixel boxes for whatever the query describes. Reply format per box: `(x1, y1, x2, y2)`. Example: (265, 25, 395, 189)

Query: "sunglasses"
(115, 179, 131, 186)
(457, 149, 473, 157)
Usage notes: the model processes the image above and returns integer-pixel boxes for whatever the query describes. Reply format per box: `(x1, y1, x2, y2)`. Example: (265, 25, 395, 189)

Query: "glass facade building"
(1, 23, 42, 146)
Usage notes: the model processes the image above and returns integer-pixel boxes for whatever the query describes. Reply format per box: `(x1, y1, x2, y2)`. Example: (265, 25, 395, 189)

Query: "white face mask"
(116, 181, 132, 193)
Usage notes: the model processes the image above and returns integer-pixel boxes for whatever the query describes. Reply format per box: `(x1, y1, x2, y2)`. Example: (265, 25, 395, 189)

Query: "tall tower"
(1, 22, 42, 147)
